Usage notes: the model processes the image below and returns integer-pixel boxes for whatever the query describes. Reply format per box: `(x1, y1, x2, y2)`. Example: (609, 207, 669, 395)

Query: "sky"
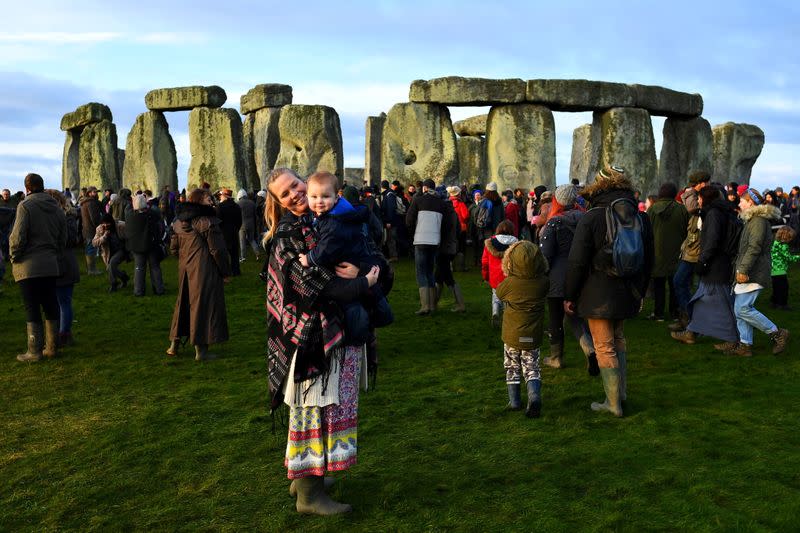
(0, 0, 798, 193)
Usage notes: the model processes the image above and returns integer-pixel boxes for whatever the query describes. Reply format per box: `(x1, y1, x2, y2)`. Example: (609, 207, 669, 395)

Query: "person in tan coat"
(166, 188, 231, 361)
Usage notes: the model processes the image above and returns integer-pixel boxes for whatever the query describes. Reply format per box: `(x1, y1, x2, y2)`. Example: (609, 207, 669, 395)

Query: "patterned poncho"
(266, 212, 344, 410)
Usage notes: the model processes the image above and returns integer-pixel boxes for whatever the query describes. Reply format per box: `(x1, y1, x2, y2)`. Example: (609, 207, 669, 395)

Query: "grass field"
(1, 250, 799, 532)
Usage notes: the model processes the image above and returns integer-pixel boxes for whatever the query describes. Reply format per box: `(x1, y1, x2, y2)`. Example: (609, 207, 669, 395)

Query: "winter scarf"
(266, 211, 344, 410)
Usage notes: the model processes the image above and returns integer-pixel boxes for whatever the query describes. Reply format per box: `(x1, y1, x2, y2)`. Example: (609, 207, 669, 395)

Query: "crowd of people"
(3, 167, 799, 516)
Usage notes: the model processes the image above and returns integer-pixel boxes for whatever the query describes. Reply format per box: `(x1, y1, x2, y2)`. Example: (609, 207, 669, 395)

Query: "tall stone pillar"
(658, 117, 712, 184)
(456, 136, 486, 185)
(79, 119, 121, 191)
(123, 111, 178, 193)
(188, 107, 245, 191)
(365, 113, 386, 187)
(62, 129, 82, 192)
(486, 104, 555, 191)
(712, 122, 764, 184)
(569, 123, 600, 185)
(274, 105, 344, 180)
(241, 84, 291, 190)
(594, 107, 657, 194)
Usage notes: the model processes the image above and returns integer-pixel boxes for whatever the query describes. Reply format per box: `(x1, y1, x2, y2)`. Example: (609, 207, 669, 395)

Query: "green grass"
(1, 251, 799, 532)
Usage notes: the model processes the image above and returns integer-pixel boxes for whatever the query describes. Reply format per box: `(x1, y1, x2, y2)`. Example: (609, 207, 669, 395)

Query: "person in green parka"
(646, 182, 689, 321)
(495, 240, 549, 418)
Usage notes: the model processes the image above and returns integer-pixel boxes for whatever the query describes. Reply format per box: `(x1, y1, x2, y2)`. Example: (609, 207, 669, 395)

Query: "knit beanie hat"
(554, 185, 577, 207)
(446, 185, 461, 197)
(485, 181, 498, 191)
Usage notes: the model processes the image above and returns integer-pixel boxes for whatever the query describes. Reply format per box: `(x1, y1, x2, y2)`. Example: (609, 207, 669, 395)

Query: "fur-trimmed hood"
(501, 240, 548, 279)
(739, 204, 782, 223)
(484, 234, 518, 258)
(580, 173, 634, 201)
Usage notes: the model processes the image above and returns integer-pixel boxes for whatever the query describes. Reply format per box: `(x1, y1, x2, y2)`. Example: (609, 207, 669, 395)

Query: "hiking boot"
(542, 343, 564, 369)
(17, 322, 44, 363)
(671, 329, 696, 345)
(525, 379, 542, 418)
(723, 342, 752, 357)
(506, 383, 521, 410)
(769, 328, 790, 355)
(591, 368, 623, 417)
(713, 341, 738, 352)
(294, 476, 352, 515)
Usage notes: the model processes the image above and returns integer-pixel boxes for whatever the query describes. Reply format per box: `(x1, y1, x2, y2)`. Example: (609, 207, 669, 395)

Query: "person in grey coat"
(9, 173, 67, 362)
(237, 189, 260, 261)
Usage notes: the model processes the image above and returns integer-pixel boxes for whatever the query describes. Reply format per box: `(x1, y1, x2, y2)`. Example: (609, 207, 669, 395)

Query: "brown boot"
(724, 342, 752, 357)
(769, 328, 790, 355)
(713, 341, 738, 352)
(42, 320, 60, 359)
(17, 322, 44, 362)
(670, 329, 696, 344)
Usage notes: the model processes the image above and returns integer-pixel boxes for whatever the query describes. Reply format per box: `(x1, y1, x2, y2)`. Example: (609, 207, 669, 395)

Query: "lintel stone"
(240, 84, 293, 114)
(409, 76, 526, 106)
(60, 102, 112, 131)
(145, 85, 227, 111)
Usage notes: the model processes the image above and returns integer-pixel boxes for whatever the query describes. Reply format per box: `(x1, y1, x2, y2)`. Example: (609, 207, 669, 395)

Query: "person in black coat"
(126, 194, 165, 296)
(216, 188, 242, 276)
(564, 167, 654, 418)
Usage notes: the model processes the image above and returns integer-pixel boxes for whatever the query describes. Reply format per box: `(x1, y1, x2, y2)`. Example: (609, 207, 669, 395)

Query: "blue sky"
(1, 0, 798, 193)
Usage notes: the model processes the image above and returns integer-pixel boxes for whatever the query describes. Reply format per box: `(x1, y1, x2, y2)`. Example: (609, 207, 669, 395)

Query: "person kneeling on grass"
(496, 240, 549, 418)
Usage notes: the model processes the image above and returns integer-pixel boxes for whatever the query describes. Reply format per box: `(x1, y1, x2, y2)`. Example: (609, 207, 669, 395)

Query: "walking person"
(166, 188, 231, 361)
(433, 187, 465, 312)
(216, 188, 242, 276)
(80, 186, 103, 275)
(92, 213, 129, 292)
(237, 189, 260, 261)
(564, 166, 654, 417)
(482, 220, 518, 327)
(380, 180, 400, 262)
(9, 173, 67, 362)
(126, 194, 165, 296)
(406, 178, 448, 315)
(45, 189, 80, 347)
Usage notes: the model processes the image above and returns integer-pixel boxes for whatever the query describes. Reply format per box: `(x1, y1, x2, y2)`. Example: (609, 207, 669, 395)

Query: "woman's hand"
(335, 262, 359, 279)
(365, 265, 380, 287)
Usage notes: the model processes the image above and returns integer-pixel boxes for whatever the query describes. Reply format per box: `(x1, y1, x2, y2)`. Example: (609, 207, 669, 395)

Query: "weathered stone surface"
(275, 105, 344, 179)
(117, 149, 125, 184)
(457, 136, 486, 185)
(658, 117, 712, 183)
(78, 119, 120, 190)
(240, 84, 292, 114)
(381, 102, 458, 185)
(123, 111, 178, 193)
(569, 123, 600, 185)
(410, 77, 526, 106)
(365, 113, 386, 186)
(145, 86, 227, 112)
(525, 79, 702, 117)
(188, 107, 245, 191)
(631, 84, 703, 117)
(60, 103, 112, 131)
(526, 80, 635, 112)
(593, 107, 657, 193)
(453, 114, 488, 136)
(61, 129, 81, 191)
(712, 122, 765, 184)
(345, 168, 365, 185)
(486, 104, 556, 191)
(243, 107, 282, 190)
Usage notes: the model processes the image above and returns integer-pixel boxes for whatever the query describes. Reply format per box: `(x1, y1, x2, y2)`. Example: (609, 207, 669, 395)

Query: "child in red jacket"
(481, 220, 518, 327)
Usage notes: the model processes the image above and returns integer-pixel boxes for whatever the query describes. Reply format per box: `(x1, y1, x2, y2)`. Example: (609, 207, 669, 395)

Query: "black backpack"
(598, 198, 645, 278)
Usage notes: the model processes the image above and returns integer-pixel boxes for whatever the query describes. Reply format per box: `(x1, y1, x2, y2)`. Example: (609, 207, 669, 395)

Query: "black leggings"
(652, 276, 677, 319)
(18, 276, 60, 323)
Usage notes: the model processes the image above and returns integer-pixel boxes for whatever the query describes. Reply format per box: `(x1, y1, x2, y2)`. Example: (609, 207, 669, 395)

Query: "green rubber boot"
(294, 476, 352, 515)
(591, 367, 623, 417)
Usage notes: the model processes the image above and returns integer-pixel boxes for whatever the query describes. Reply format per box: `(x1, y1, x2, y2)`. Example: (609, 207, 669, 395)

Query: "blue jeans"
(414, 245, 438, 287)
(85, 242, 98, 256)
(673, 260, 695, 312)
(734, 289, 777, 345)
(56, 285, 74, 334)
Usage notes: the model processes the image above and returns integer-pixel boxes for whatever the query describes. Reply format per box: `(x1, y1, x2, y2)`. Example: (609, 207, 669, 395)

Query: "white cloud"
(0, 32, 121, 43)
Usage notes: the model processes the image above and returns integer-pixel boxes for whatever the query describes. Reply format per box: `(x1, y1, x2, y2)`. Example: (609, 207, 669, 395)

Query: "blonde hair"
(265, 167, 302, 242)
(307, 171, 339, 193)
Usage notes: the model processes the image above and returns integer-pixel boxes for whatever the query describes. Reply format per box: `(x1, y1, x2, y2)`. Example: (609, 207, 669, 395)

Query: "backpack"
(475, 199, 491, 229)
(599, 198, 645, 278)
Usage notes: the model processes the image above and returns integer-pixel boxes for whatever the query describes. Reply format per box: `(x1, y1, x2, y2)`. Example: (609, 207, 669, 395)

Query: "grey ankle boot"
(506, 383, 521, 410)
(525, 379, 542, 418)
(17, 322, 44, 362)
(591, 368, 623, 417)
(294, 476, 352, 515)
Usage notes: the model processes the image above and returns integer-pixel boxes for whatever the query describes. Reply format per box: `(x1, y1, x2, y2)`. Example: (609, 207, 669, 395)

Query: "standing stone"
(345, 168, 365, 185)
(594, 107, 657, 193)
(365, 113, 386, 186)
(381, 102, 458, 185)
(188, 107, 245, 191)
(60, 103, 112, 131)
(486, 104, 556, 191)
(275, 105, 344, 179)
(123, 111, 178, 193)
(712, 122, 765, 184)
(569, 123, 600, 185)
(62, 129, 82, 192)
(145, 86, 227, 112)
(457, 136, 486, 185)
(240, 84, 292, 114)
(78, 120, 120, 191)
(658, 117, 713, 183)
(453, 114, 488, 136)
(410, 77, 526, 106)
(117, 149, 125, 184)
(243, 107, 282, 190)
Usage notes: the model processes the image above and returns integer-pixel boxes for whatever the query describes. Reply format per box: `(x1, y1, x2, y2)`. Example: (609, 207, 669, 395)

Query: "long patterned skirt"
(285, 344, 361, 479)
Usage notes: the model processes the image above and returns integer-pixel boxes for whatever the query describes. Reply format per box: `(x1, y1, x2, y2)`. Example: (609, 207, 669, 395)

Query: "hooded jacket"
(564, 175, 654, 320)
(307, 196, 374, 268)
(495, 241, 550, 350)
(540, 208, 583, 298)
(695, 197, 738, 283)
(9, 192, 67, 281)
(735, 204, 782, 288)
(481, 234, 518, 288)
(647, 198, 689, 277)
